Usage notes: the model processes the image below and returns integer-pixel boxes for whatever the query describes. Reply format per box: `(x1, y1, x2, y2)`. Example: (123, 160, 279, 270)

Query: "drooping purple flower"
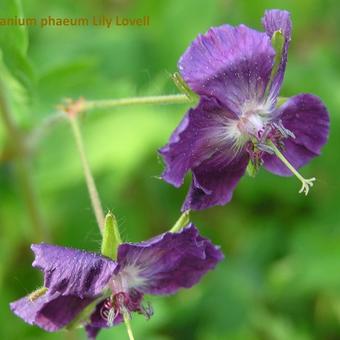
(10, 224, 223, 339)
(160, 9, 330, 211)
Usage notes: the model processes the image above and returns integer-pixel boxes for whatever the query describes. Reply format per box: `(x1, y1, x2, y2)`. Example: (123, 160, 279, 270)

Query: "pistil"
(268, 140, 316, 195)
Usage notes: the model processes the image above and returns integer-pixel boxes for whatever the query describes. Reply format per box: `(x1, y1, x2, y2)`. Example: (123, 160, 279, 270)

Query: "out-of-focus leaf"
(0, 51, 29, 114)
(0, 51, 30, 146)
(0, 0, 28, 54)
(0, 0, 34, 94)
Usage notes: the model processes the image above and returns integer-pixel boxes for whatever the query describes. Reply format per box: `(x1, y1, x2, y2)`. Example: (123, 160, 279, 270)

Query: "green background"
(1, 0, 339, 339)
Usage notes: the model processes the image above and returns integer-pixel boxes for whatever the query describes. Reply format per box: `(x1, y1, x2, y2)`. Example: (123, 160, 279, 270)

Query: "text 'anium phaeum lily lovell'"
(160, 9, 330, 210)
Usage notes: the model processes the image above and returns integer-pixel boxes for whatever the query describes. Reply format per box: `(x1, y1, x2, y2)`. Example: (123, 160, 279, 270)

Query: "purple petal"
(263, 94, 330, 176)
(32, 244, 117, 298)
(10, 292, 94, 332)
(116, 224, 224, 295)
(182, 150, 249, 210)
(178, 24, 275, 114)
(262, 9, 292, 98)
(159, 96, 236, 187)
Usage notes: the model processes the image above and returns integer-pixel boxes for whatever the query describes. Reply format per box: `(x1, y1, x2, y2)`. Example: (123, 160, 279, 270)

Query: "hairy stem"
(28, 94, 192, 148)
(68, 117, 105, 232)
(0, 78, 47, 241)
(84, 94, 191, 111)
(68, 112, 135, 338)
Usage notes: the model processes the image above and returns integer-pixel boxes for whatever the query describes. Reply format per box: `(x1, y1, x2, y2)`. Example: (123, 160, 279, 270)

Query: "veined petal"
(116, 224, 223, 295)
(32, 244, 117, 298)
(262, 9, 292, 99)
(263, 94, 330, 176)
(182, 150, 249, 210)
(160, 96, 237, 187)
(10, 292, 94, 332)
(178, 24, 275, 115)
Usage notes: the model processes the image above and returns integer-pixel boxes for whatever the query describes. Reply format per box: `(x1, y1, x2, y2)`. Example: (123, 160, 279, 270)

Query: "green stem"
(268, 140, 316, 195)
(68, 117, 105, 232)
(0, 77, 47, 241)
(68, 115, 135, 339)
(28, 94, 192, 148)
(123, 312, 135, 340)
(170, 210, 190, 233)
(84, 94, 191, 111)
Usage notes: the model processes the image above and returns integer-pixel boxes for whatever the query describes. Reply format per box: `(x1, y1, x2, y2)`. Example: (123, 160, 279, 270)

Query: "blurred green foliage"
(1, 0, 340, 339)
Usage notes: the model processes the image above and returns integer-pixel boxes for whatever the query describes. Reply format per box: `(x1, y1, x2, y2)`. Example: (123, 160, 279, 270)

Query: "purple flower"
(160, 9, 330, 211)
(10, 224, 223, 339)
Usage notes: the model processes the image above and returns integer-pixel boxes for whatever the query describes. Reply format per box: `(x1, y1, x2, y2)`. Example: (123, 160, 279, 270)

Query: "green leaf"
(0, 50, 29, 116)
(0, 0, 28, 55)
(0, 49, 30, 147)
(0, 0, 35, 99)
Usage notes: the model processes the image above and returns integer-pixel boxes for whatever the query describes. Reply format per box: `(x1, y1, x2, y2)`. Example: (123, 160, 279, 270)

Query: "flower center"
(237, 112, 265, 137)
(100, 293, 129, 326)
(100, 267, 153, 326)
(221, 99, 274, 151)
(100, 291, 153, 326)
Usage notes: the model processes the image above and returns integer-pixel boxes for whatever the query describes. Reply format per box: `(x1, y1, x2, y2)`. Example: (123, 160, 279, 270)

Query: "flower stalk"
(123, 312, 135, 340)
(66, 106, 136, 339)
(68, 116, 105, 233)
(84, 94, 191, 111)
(28, 94, 192, 150)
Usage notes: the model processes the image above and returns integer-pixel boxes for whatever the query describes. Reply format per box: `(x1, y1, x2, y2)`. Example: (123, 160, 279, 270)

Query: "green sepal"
(101, 212, 122, 260)
(246, 160, 259, 178)
(264, 30, 285, 97)
(271, 30, 285, 64)
(171, 72, 198, 103)
(170, 210, 190, 233)
(270, 30, 285, 80)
